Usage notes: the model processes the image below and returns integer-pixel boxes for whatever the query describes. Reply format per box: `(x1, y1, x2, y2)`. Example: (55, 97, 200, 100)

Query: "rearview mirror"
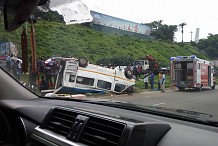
(3, 0, 45, 31)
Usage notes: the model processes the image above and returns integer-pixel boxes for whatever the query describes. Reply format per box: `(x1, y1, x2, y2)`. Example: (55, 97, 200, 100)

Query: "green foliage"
(0, 20, 209, 67)
(34, 9, 64, 23)
(96, 56, 133, 66)
(196, 34, 218, 59)
(150, 21, 178, 42)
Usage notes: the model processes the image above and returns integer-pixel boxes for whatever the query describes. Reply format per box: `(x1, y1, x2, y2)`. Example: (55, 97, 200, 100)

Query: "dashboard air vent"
(80, 116, 125, 146)
(42, 108, 77, 136)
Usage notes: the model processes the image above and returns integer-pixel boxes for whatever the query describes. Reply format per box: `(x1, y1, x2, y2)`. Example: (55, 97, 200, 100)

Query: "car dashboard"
(0, 98, 218, 146)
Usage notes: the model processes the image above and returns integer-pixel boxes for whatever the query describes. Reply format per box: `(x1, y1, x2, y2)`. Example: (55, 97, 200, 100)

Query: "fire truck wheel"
(124, 69, 133, 79)
(78, 57, 88, 67)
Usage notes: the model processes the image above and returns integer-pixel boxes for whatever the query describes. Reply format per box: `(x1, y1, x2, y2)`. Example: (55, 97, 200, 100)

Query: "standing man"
(161, 72, 166, 92)
(150, 72, 154, 90)
(144, 73, 149, 90)
(6, 54, 13, 72)
(133, 66, 138, 79)
(45, 63, 53, 88)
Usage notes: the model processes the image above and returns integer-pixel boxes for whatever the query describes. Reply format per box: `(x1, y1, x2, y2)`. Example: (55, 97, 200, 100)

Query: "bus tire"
(124, 69, 133, 79)
(78, 57, 88, 67)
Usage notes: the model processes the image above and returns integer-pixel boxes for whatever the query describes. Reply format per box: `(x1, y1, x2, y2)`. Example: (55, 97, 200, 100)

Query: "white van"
(133, 60, 149, 73)
(47, 58, 135, 95)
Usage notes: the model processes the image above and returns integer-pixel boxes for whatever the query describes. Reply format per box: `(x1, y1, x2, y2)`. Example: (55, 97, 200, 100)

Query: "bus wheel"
(78, 57, 88, 67)
(124, 69, 133, 79)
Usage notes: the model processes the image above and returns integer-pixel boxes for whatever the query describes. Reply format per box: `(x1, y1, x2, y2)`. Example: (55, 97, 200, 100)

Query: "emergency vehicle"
(170, 55, 216, 91)
(42, 57, 135, 95)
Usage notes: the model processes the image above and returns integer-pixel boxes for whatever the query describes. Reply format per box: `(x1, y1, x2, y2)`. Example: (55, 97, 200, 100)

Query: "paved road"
(108, 87, 218, 116)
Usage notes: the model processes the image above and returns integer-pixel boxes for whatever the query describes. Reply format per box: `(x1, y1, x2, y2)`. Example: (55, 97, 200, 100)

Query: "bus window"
(76, 76, 94, 86)
(97, 80, 112, 90)
(69, 75, 75, 82)
(114, 83, 126, 92)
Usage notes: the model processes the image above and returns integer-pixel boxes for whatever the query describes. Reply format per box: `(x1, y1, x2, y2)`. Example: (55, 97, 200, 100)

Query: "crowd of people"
(31, 57, 60, 91)
(133, 64, 143, 78)
(5, 55, 60, 92)
(143, 71, 166, 92)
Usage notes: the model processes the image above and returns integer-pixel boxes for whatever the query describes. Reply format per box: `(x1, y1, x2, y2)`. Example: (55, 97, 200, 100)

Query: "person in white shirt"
(144, 73, 149, 90)
(161, 72, 166, 92)
(16, 58, 23, 81)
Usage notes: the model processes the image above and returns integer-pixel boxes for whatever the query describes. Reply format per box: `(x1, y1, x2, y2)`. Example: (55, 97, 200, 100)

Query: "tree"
(150, 20, 163, 30)
(196, 34, 218, 59)
(150, 21, 178, 42)
(179, 22, 187, 43)
(34, 9, 64, 23)
(96, 56, 133, 66)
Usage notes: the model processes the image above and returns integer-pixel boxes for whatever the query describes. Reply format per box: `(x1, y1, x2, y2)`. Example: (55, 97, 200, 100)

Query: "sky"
(81, 0, 218, 42)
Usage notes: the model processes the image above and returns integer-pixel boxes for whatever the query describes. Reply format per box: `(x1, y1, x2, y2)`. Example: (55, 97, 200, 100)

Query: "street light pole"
(190, 31, 193, 42)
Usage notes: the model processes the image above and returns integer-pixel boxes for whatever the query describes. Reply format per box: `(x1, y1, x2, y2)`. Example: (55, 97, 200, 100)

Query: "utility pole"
(29, 15, 37, 72)
(190, 31, 193, 42)
(179, 22, 187, 43)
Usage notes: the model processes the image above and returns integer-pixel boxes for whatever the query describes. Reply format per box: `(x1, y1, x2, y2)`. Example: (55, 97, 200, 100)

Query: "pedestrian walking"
(144, 73, 149, 90)
(161, 72, 166, 92)
(150, 72, 154, 90)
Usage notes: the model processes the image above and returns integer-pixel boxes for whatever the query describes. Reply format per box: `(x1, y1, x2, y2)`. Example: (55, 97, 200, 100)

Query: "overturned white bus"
(43, 58, 135, 95)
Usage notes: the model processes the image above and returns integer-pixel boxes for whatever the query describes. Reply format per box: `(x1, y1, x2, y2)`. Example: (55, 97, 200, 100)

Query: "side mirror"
(4, 0, 47, 31)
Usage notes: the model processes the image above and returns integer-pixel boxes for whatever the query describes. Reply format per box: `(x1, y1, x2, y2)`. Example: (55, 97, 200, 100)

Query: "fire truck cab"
(170, 55, 216, 91)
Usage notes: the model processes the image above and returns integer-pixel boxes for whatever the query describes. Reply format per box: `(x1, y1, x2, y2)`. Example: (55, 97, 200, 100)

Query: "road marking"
(153, 102, 165, 106)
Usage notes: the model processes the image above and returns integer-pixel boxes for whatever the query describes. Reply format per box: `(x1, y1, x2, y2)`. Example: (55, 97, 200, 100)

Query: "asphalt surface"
(107, 86, 218, 116)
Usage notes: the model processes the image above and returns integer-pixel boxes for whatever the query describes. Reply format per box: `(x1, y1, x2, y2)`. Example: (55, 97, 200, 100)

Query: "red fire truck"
(170, 55, 216, 91)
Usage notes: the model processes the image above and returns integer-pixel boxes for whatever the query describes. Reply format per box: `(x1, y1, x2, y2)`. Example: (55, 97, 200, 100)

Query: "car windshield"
(0, 0, 218, 119)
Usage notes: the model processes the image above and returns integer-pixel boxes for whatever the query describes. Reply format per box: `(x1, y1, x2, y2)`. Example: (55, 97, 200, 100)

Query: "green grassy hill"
(0, 20, 209, 66)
